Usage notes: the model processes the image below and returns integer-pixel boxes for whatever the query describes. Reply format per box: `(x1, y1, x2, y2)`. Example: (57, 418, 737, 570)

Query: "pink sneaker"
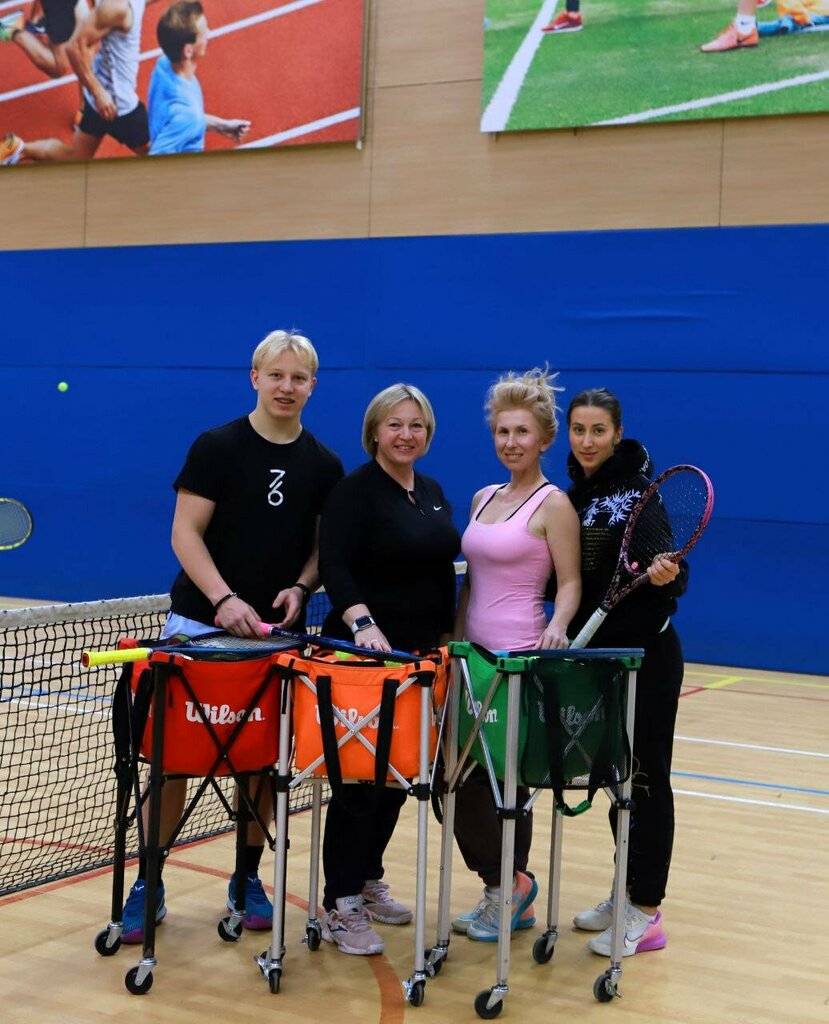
(587, 907, 666, 957)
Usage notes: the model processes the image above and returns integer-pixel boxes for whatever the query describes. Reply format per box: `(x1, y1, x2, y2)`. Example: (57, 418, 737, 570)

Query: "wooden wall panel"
(0, 0, 827, 252)
(0, 162, 88, 251)
(83, 144, 372, 248)
(720, 114, 829, 226)
(369, 80, 724, 236)
(373, 0, 483, 88)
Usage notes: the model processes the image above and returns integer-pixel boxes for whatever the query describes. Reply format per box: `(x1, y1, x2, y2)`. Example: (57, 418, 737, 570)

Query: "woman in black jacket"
(566, 388, 687, 959)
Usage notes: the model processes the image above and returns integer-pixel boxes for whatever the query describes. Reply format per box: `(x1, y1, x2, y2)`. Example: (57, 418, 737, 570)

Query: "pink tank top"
(461, 482, 556, 651)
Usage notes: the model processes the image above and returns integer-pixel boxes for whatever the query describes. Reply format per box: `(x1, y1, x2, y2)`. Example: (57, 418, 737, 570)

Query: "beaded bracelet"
(212, 591, 237, 611)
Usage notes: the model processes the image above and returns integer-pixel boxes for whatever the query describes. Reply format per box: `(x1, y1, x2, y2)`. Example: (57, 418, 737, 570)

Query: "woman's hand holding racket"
(569, 465, 713, 649)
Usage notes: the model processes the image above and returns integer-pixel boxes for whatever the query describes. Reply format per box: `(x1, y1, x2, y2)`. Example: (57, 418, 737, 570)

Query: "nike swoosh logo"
(433, 505, 443, 511)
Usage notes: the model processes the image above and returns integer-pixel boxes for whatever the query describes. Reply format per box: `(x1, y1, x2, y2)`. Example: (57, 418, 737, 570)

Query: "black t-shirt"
(319, 460, 461, 651)
(169, 417, 343, 625)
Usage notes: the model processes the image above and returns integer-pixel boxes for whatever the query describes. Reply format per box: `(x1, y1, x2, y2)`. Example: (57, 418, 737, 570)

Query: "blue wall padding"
(1, 223, 825, 673)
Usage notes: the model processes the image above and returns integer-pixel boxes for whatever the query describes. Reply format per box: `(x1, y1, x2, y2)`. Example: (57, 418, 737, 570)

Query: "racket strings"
(0, 500, 32, 547)
(628, 472, 711, 571)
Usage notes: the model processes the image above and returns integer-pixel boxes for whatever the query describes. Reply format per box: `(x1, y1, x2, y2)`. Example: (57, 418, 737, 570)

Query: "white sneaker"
(573, 893, 614, 931)
(361, 880, 412, 925)
(587, 905, 667, 957)
(321, 894, 385, 955)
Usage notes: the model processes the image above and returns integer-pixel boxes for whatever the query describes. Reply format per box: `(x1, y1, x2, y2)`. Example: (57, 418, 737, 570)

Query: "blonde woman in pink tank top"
(452, 367, 581, 942)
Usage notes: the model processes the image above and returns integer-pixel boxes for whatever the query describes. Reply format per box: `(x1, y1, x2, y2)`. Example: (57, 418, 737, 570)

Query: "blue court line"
(672, 770, 829, 797)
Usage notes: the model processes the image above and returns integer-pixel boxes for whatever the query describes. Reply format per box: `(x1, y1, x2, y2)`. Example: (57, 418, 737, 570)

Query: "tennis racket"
(82, 631, 301, 667)
(256, 622, 418, 664)
(0, 498, 33, 550)
(569, 464, 714, 649)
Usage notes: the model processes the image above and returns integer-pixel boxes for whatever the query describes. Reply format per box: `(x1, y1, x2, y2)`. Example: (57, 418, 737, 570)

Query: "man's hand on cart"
(214, 595, 264, 638)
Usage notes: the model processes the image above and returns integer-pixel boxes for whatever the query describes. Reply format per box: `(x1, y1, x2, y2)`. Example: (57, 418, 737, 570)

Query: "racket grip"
(82, 647, 152, 667)
(569, 608, 608, 649)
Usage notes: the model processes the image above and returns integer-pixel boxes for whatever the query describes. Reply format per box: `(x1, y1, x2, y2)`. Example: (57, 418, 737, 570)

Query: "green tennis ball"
(57, 382, 69, 392)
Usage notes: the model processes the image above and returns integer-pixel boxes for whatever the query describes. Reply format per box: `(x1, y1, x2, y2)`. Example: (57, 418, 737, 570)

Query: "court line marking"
(480, 0, 558, 133)
(685, 668, 828, 689)
(675, 735, 829, 759)
(239, 106, 360, 147)
(674, 788, 829, 815)
(0, 0, 327, 105)
(672, 770, 829, 797)
(594, 68, 829, 126)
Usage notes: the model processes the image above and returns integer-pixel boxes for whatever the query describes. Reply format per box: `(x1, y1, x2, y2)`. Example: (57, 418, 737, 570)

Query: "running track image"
(0, 0, 364, 160)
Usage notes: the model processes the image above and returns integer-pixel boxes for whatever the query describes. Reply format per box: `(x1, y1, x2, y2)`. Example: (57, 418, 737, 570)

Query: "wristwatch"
(351, 615, 376, 634)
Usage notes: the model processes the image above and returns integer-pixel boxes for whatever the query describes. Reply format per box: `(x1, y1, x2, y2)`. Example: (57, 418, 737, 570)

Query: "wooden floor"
(0, 661, 826, 1024)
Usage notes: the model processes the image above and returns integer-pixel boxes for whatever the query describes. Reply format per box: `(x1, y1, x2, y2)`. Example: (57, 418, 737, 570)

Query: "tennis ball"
(57, 381, 69, 392)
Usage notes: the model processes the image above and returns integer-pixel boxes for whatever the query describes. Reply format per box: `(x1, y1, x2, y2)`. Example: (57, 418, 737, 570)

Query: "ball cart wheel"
(593, 971, 616, 1003)
(94, 929, 121, 957)
(474, 989, 503, 1019)
(532, 935, 554, 964)
(125, 966, 153, 995)
(218, 916, 243, 942)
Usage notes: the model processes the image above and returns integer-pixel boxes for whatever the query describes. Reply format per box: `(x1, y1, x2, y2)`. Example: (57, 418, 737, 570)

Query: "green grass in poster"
(482, 0, 829, 129)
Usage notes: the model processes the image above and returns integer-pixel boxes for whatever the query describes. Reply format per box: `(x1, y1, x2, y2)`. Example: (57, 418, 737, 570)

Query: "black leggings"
(321, 785, 408, 910)
(452, 766, 533, 889)
(611, 624, 684, 907)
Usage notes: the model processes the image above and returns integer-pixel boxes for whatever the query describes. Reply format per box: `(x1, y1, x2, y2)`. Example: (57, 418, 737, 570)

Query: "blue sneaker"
(227, 873, 273, 930)
(121, 880, 167, 944)
(467, 871, 538, 942)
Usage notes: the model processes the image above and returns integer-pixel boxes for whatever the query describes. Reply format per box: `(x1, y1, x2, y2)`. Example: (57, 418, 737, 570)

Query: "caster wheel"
(425, 955, 443, 978)
(474, 990, 503, 1019)
(94, 929, 121, 957)
(125, 967, 153, 995)
(532, 935, 554, 964)
(269, 969, 282, 994)
(306, 925, 321, 951)
(408, 980, 425, 1007)
(593, 971, 616, 1003)
(218, 916, 242, 942)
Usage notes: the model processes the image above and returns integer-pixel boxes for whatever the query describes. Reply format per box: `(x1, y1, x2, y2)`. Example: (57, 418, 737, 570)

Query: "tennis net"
(0, 591, 332, 897)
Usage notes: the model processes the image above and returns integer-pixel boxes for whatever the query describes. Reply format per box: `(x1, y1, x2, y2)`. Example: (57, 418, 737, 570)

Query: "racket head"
(622, 464, 714, 576)
(0, 498, 33, 550)
(83, 631, 301, 667)
(155, 631, 302, 662)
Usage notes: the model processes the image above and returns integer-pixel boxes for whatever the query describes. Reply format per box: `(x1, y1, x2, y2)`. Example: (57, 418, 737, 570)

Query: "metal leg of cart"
(592, 665, 638, 1003)
(122, 664, 169, 995)
(256, 671, 292, 993)
(428, 655, 464, 979)
(472, 665, 524, 1020)
(403, 678, 442, 1006)
(301, 777, 324, 951)
(531, 799, 563, 966)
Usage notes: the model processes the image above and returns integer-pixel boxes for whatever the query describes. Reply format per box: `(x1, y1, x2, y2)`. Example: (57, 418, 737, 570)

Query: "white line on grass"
(674, 788, 829, 814)
(239, 107, 360, 147)
(480, 0, 558, 133)
(0, 0, 325, 105)
(593, 68, 829, 125)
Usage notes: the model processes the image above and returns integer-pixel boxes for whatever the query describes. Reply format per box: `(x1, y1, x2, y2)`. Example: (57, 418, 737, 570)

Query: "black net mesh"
(0, 591, 332, 896)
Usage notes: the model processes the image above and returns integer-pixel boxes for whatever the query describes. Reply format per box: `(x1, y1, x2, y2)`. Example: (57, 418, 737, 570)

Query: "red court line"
(1, 836, 405, 1022)
(679, 685, 707, 698)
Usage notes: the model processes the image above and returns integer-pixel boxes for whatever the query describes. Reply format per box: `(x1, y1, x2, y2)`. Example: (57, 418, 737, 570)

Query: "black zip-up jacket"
(565, 439, 688, 648)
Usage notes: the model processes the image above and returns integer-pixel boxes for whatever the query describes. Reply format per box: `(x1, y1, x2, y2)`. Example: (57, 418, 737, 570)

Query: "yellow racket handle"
(81, 646, 153, 668)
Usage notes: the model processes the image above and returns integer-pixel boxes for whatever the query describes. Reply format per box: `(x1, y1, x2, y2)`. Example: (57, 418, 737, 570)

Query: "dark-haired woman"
(566, 388, 687, 958)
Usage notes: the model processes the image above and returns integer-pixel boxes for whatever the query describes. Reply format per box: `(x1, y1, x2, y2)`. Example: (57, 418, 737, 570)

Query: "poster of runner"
(481, 0, 829, 132)
(0, 0, 366, 164)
